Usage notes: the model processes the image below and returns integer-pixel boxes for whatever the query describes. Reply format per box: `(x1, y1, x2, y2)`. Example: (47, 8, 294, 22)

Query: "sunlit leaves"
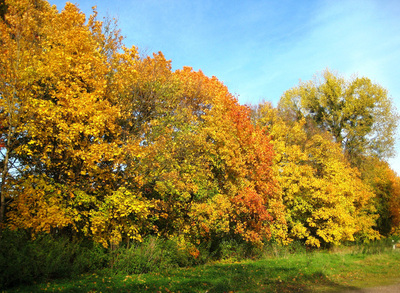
(279, 69, 399, 167)
(88, 187, 153, 248)
(0, 0, 55, 227)
(253, 103, 379, 247)
(361, 158, 400, 236)
(2, 1, 398, 251)
(1, 0, 127, 245)
(389, 173, 400, 235)
(7, 175, 72, 235)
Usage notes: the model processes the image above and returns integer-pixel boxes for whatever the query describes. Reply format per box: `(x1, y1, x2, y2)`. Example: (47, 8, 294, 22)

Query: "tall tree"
(182, 69, 283, 245)
(253, 102, 379, 247)
(389, 171, 400, 235)
(279, 69, 398, 167)
(361, 157, 400, 236)
(0, 0, 52, 232)
(4, 1, 139, 247)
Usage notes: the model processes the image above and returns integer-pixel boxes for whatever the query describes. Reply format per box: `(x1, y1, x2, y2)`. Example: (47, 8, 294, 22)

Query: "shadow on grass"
(13, 261, 361, 293)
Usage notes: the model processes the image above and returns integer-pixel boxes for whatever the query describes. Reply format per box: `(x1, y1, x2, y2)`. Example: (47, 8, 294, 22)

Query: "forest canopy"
(1, 0, 399, 252)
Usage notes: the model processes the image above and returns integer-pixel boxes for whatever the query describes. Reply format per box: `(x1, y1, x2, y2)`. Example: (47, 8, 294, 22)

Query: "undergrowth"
(1, 230, 399, 291)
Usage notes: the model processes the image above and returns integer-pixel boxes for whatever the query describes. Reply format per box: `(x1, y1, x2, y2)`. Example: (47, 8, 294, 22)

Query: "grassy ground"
(6, 248, 400, 292)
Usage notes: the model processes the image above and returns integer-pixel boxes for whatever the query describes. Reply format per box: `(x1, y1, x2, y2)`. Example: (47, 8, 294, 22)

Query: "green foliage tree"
(279, 69, 398, 167)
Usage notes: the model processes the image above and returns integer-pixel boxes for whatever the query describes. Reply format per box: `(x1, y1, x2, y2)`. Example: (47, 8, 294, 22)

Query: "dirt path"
(343, 283, 400, 293)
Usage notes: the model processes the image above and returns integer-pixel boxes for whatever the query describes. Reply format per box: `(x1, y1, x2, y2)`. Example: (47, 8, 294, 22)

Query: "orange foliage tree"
(176, 68, 284, 246)
(2, 0, 281, 250)
(114, 61, 282, 247)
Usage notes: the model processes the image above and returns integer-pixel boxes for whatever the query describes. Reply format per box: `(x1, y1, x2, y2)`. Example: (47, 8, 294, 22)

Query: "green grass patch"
(6, 249, 400, 293)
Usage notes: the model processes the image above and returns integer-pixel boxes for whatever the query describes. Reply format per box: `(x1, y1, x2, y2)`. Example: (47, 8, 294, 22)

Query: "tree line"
(1, 0, 399, 253)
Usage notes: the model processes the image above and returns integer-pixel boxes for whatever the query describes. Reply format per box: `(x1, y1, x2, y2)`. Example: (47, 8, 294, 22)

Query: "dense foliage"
(252, 103, 380, 247)
(1, 0, 280, 249)
(1, 1, 399, 288)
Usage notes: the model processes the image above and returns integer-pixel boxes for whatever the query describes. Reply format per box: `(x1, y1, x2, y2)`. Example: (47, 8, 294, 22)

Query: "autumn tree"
(252, 102, 379, 247)
(179, 69, 284, 246)
(2, 1, 150, 247)
(279, 69, 398, 167)
(0, 0, 52, 231)
(114, 58, 282, 247)
(0, 0, 288, 251)
(1, 0, 281, 249)
(360, 158, 400, 236)
(111, 50, 204, 240)
(389, 172, 400, 235)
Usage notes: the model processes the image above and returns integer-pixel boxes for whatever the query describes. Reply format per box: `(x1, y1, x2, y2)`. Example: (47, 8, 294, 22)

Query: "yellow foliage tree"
(253, 102, 379, 247)
(389, 173, 400, 235)
(360, 158, 400, 236)
(0, 0, 52, 231)
(3, 1, 152, 246)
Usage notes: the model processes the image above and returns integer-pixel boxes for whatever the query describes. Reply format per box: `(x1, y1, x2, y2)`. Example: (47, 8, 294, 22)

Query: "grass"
(6, 246, 400, 293)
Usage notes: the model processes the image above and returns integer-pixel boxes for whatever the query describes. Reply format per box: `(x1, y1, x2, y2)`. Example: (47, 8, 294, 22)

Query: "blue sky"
(49, 0, 400, 174)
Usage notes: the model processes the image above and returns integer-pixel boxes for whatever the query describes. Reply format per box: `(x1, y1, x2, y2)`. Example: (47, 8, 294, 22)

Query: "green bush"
(111, 236, 199, 274)
(0, 231, 210, 289)
(218, 239, 246, 261)
(0, 230, 35, 288)
(211, 239, 264, 262)
(0, 230, 108, 289)
(263, 240, 308, 259)
(348, 237, 397, 255)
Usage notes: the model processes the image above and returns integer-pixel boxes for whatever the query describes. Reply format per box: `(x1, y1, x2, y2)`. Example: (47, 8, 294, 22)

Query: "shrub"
(263, 240, 308, 259)
(210, 238, 264, 262)
(111, 236, 201, 274)
(348, 237, 398, 255)
(0, 230, 108, 289)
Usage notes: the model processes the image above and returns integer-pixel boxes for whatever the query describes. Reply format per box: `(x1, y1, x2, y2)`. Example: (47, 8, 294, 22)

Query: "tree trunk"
(0, 147, 9, 237)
